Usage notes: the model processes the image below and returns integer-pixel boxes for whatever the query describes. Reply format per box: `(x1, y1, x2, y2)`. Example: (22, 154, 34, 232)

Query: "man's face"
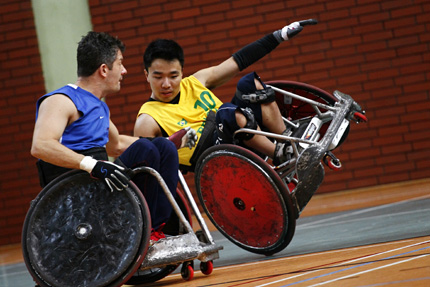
(145, 58, 183, 102)
(106, 50, 127, 94)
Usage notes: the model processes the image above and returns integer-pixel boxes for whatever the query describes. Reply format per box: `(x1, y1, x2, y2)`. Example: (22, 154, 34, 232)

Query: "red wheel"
(268, 81, 353, 150)
(268, 81, 336, 135)
(195, 145, 296, 255)
(200, 261, 213, 275)
(181, 263, 194, 281)
(328, 158, 341, 170)
(323, 154, 342, 171)
(354, 112, 368, 123)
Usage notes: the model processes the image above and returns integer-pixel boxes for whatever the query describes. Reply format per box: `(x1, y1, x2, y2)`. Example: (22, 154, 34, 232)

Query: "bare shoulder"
(40, 93, 74, 107)
(193, 57, 239, 90)
(33, 94, 78, 143)
(38, 93, 78, 120)
(134, 113, 162, 137)
(192, 67, 211, 87)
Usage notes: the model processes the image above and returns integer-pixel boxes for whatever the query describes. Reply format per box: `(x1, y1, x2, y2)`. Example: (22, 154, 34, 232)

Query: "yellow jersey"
(137, 76, 223, 166)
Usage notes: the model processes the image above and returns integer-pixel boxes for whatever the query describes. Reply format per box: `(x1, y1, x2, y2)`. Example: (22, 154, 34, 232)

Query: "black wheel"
(125, 188, 193, 285)
(22, 170, 151, 287)
(125, 265, 179, 286)
(195, 145, 296, 255)
(268, 80, 350, 148)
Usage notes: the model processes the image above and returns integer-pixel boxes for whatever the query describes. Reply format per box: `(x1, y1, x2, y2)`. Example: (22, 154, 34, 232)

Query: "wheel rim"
(22, 170, 150, 287)
(268, 80, 337, 138)
(196, 145, 295, 254)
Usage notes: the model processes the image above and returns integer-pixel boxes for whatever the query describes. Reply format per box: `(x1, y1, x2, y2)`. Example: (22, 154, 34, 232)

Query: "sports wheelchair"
(192, 80, 367, 255)
(22, 165, 222, 287)
(21, 80, 366, 287)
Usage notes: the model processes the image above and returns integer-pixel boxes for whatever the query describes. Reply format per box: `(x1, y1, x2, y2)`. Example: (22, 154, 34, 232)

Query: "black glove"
(90, 160, 131, 192)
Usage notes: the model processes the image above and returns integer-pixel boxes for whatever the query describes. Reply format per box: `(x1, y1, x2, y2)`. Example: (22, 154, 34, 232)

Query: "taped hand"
(281, 19, 318, 40)
(168, 127, 198, 149)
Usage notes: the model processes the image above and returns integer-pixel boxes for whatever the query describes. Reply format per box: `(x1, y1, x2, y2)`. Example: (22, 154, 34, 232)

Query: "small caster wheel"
(181, 261, 194, 281)
(328, 158, 341, 170)
(328, 160, 342, 170)
(323, 154, 341, 171)
(353, 111, 368, 123)
(200, 260, 213, 275)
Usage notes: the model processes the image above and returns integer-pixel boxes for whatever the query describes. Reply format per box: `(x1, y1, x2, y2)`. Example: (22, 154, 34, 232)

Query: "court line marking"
(299, 194, 430, 228)
(297, 207, 430, 230)
(167, 237, 422, 278)
(306, 250, 430, 286)
(308, 255, 430, 287)
(253, 239, 430, 287)
(359, 277, 430, 287)
(220, 237, 421, 271)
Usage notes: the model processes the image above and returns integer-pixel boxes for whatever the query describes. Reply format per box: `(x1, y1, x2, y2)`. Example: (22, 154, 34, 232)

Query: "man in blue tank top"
(31, 31, 196, 241)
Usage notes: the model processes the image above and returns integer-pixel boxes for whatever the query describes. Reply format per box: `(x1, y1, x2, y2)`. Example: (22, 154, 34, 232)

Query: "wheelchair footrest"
(139, 233, 222, 269)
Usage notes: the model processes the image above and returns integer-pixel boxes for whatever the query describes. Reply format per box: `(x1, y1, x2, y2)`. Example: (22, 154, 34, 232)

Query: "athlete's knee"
(216, 103, 259, 144)
(235, 71, 276, 104)
(134, 138, 162, 161)
(152, 137, 179, 167)
(119, 138, 161, 168)
(152, 137, 177, 155)
(235, 107, 258, 141)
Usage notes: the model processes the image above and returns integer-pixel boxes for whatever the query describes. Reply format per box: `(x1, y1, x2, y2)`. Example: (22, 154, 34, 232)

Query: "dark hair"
(77, 31, 125, 77)
(143, 39, 184, 71)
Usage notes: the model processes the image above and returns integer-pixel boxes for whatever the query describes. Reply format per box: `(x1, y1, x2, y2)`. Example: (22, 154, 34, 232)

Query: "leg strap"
(234, 86, 276, 104)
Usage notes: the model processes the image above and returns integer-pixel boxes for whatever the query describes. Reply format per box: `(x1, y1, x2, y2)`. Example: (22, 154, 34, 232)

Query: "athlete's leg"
(234, 71, 286, 135)
(224, 72, 292, 164)
(150, 137, 179, 228)
(216, 102, 277, 160)
(119, 138, 179, 229)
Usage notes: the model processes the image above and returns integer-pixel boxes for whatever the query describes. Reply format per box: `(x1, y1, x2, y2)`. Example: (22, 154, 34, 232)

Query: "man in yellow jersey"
(135, 20, 317, 170)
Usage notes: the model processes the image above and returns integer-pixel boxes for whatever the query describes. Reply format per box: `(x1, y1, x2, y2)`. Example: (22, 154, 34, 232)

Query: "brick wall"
(0, 0, 46, 245)
(0, 0, 429, 245)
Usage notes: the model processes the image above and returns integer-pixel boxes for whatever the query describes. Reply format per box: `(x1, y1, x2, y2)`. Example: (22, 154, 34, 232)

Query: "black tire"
(195, 144, 296, 255)
(22, 170, 151, 287)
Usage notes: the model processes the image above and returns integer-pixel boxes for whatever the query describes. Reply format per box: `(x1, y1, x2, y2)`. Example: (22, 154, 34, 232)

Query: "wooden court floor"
(1, 178, 429, 286)
(148, 236, 430, 287)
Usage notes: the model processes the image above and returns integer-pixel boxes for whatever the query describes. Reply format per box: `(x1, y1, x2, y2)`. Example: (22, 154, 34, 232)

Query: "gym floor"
(1, 178, 429, 287)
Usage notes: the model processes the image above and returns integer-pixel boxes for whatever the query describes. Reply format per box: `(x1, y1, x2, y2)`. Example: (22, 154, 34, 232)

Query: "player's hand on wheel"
(80, 156, 131, 192)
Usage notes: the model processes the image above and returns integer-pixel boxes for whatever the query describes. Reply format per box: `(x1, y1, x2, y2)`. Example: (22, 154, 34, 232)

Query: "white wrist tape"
(281, 22, 300, 40)
(79, 156, 98, 173)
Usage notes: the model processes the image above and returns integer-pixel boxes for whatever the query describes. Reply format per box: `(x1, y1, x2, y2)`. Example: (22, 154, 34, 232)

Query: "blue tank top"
(36, 84, 110, 151)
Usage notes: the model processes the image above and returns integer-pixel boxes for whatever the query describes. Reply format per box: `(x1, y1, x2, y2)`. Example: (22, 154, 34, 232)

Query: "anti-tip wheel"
(200, 261, 213, 275)
(181, 262, 194, 281)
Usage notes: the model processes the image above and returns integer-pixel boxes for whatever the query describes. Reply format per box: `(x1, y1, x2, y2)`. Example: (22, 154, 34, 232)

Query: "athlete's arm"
(134, 113, 163, 138)
(193, 57, 239, 90)
(31, 94, 85, 169)
(194, 20, 316, 90)
(106, 119, 138, 158)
